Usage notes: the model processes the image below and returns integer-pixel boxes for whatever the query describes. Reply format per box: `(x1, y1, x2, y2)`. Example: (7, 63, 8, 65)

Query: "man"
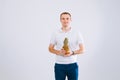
(48, 12, 85, 80)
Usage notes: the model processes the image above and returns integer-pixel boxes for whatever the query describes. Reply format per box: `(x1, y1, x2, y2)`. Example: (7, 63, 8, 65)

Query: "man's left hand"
(63, 51, 73, 57)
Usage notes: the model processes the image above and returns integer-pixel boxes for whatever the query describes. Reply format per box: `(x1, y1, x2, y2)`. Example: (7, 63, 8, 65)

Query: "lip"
(64, 22, 68, 24)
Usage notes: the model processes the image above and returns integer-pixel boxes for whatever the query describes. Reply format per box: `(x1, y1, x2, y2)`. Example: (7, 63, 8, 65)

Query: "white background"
(0, 0, 120, 80)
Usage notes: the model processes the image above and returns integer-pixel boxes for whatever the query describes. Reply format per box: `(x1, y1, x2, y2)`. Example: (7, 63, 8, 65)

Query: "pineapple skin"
(63, 45, 70, 55)
(63, 37, 70, 55)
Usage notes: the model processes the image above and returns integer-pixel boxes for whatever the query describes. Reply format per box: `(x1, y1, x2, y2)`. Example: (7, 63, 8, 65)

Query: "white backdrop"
(0, 0, 120, 80)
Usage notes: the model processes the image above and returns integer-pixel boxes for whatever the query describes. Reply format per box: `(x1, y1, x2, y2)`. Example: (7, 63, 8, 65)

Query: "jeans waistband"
(55, 62, 77, 66)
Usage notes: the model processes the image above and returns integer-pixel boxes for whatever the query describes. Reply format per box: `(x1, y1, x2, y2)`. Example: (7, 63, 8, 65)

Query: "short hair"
(60, 12, 71, 18)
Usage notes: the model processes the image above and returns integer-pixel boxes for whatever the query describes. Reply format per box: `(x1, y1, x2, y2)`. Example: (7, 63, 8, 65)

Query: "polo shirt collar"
(59, 27, 72, 33)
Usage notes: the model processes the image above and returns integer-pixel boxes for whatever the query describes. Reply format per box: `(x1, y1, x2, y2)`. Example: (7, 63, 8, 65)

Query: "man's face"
(60, 14, 71, 27)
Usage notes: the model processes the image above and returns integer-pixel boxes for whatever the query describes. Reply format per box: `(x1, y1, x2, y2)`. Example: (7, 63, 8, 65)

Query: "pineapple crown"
(64, 37, 68, 45)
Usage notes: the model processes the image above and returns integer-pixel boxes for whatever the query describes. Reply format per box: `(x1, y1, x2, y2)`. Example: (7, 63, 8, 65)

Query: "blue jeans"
(54, 63, 79, 80)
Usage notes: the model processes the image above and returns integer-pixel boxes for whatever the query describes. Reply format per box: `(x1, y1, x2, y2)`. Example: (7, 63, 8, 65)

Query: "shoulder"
(51, 28, 61, 36)
(71, 28, 82, 35)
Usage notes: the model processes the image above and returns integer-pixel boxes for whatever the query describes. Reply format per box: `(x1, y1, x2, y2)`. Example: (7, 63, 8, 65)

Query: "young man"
(48, 12, 85, 80)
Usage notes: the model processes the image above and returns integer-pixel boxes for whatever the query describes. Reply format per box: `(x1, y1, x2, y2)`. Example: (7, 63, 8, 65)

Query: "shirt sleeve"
(50, 32, 56, 45)
(77, 32, 84, 44)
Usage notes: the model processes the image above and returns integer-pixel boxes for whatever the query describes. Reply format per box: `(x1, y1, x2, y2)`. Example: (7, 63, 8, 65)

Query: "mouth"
(64, 22, 68, 24)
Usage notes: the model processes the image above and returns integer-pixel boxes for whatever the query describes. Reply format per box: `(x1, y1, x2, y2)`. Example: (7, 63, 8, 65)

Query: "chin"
(63, 24, 69, 27)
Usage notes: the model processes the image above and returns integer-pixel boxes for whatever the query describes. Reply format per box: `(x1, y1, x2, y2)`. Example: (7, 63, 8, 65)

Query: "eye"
(66, 18, 69, 20)
(62, 18, 65, 20)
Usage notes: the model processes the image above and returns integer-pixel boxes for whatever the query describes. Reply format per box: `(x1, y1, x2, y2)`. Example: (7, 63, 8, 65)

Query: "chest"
(55, 32, 78, 45)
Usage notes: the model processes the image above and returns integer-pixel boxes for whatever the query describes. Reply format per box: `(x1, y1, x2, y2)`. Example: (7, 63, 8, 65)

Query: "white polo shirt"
(50, 28, 84, 64)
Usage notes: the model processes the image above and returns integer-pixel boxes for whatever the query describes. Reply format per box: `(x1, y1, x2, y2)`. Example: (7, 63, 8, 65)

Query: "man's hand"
(63, 51, 73, 57)
(57, 48, 66, 56)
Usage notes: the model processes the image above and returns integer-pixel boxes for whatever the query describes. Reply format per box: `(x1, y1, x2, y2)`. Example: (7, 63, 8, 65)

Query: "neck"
(61, 26, 71, 32)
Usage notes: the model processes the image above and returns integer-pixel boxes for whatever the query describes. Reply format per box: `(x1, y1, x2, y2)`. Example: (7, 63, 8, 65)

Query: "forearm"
(73, 49, 84, 55)
(73, 45, 85, 55)
(73, 44, 85, 55)
(49, 48, 59, 55)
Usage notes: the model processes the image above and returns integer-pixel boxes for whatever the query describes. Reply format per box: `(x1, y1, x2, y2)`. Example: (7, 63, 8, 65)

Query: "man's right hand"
(49, 44, 67, 56)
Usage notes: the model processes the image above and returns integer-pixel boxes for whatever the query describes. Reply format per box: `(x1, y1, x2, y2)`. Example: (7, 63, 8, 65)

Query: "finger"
(64, 54, 69, 57)
(61, 48, 64, 50)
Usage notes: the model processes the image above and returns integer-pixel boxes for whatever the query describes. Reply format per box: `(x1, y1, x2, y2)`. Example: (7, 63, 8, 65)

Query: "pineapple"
(62, 37, 70, 55)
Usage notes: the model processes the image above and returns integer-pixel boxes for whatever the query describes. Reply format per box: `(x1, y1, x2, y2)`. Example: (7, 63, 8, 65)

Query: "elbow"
(48, 47, 53, 53)
(82, 47, 86, 53)
(48, 47, 51, 52)
(79, 47, 85, 54)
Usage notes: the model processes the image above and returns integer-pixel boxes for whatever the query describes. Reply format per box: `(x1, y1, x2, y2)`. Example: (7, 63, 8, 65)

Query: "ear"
(60, 19, 62, 22)
(70, 18, 72, 21)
